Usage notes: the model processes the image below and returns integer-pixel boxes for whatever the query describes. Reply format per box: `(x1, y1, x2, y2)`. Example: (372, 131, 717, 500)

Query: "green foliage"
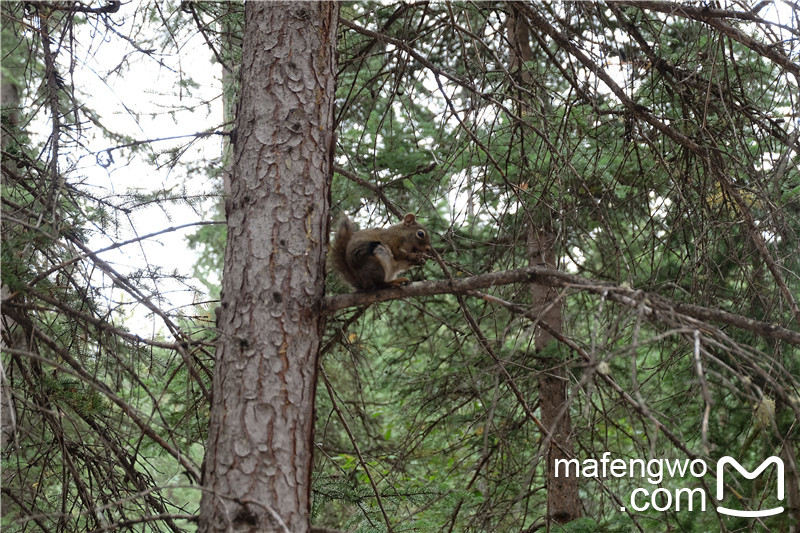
(1, 1, 214, 530)
(3, 0, 798, 531)
(314, 3, 799, 531)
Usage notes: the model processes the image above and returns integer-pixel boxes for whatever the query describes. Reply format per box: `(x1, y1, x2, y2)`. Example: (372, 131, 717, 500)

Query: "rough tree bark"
(198, 3, 339, 532)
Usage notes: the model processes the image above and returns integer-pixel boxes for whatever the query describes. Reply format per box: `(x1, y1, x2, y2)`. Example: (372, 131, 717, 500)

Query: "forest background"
(2, 1, 799, 532)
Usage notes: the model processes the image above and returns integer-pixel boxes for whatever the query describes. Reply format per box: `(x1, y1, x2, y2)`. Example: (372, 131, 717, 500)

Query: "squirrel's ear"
(402, 213, 416, 225)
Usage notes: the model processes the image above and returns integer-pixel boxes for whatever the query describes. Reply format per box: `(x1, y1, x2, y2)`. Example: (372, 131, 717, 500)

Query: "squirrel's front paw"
(407, 252, 428, 265)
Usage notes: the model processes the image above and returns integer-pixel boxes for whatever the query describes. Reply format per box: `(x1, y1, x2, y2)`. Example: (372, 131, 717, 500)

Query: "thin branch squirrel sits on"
(330, 213, 432, 291)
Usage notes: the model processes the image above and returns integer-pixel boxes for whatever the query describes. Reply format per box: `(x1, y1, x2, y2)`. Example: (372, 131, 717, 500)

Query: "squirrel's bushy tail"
(330, 216, 358, 288)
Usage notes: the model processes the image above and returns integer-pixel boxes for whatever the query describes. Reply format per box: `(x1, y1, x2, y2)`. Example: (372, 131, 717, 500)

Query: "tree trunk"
(506, 4, 582, 525)
(198, 3, 339, 532)
(528, 229, 582, 525)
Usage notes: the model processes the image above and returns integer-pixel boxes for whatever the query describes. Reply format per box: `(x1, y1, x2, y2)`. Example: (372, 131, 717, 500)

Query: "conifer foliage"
(2, 1, 798, 532)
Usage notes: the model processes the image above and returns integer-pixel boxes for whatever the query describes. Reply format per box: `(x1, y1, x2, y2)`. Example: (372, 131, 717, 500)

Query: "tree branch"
(621, 0, 800, 78)
(322, 267, 800, 345)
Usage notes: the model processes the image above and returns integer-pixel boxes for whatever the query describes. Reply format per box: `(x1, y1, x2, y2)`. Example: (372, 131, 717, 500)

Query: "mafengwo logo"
(716, 456, 784, 517)
(555, 453, 785, 515)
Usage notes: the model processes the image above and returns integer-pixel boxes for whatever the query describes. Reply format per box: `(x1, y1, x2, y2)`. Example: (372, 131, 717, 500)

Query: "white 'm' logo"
(716, 456, 784, 517)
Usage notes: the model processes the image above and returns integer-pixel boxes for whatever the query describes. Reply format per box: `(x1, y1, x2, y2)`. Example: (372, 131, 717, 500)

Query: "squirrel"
(330, 213, 432, 291)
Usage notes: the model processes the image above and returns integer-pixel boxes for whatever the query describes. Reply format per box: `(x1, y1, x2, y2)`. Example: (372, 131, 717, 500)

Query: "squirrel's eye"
(417, 230, 426, 239)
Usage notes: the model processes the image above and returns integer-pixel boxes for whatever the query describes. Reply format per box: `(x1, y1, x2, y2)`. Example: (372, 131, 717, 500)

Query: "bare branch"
(322, 267, 800, 345)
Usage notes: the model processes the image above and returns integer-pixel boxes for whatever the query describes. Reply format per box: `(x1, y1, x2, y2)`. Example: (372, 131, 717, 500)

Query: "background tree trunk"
(528, 228, 582, 525)
(198, 3, 339, 532)
(506, 5, 582, 525)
